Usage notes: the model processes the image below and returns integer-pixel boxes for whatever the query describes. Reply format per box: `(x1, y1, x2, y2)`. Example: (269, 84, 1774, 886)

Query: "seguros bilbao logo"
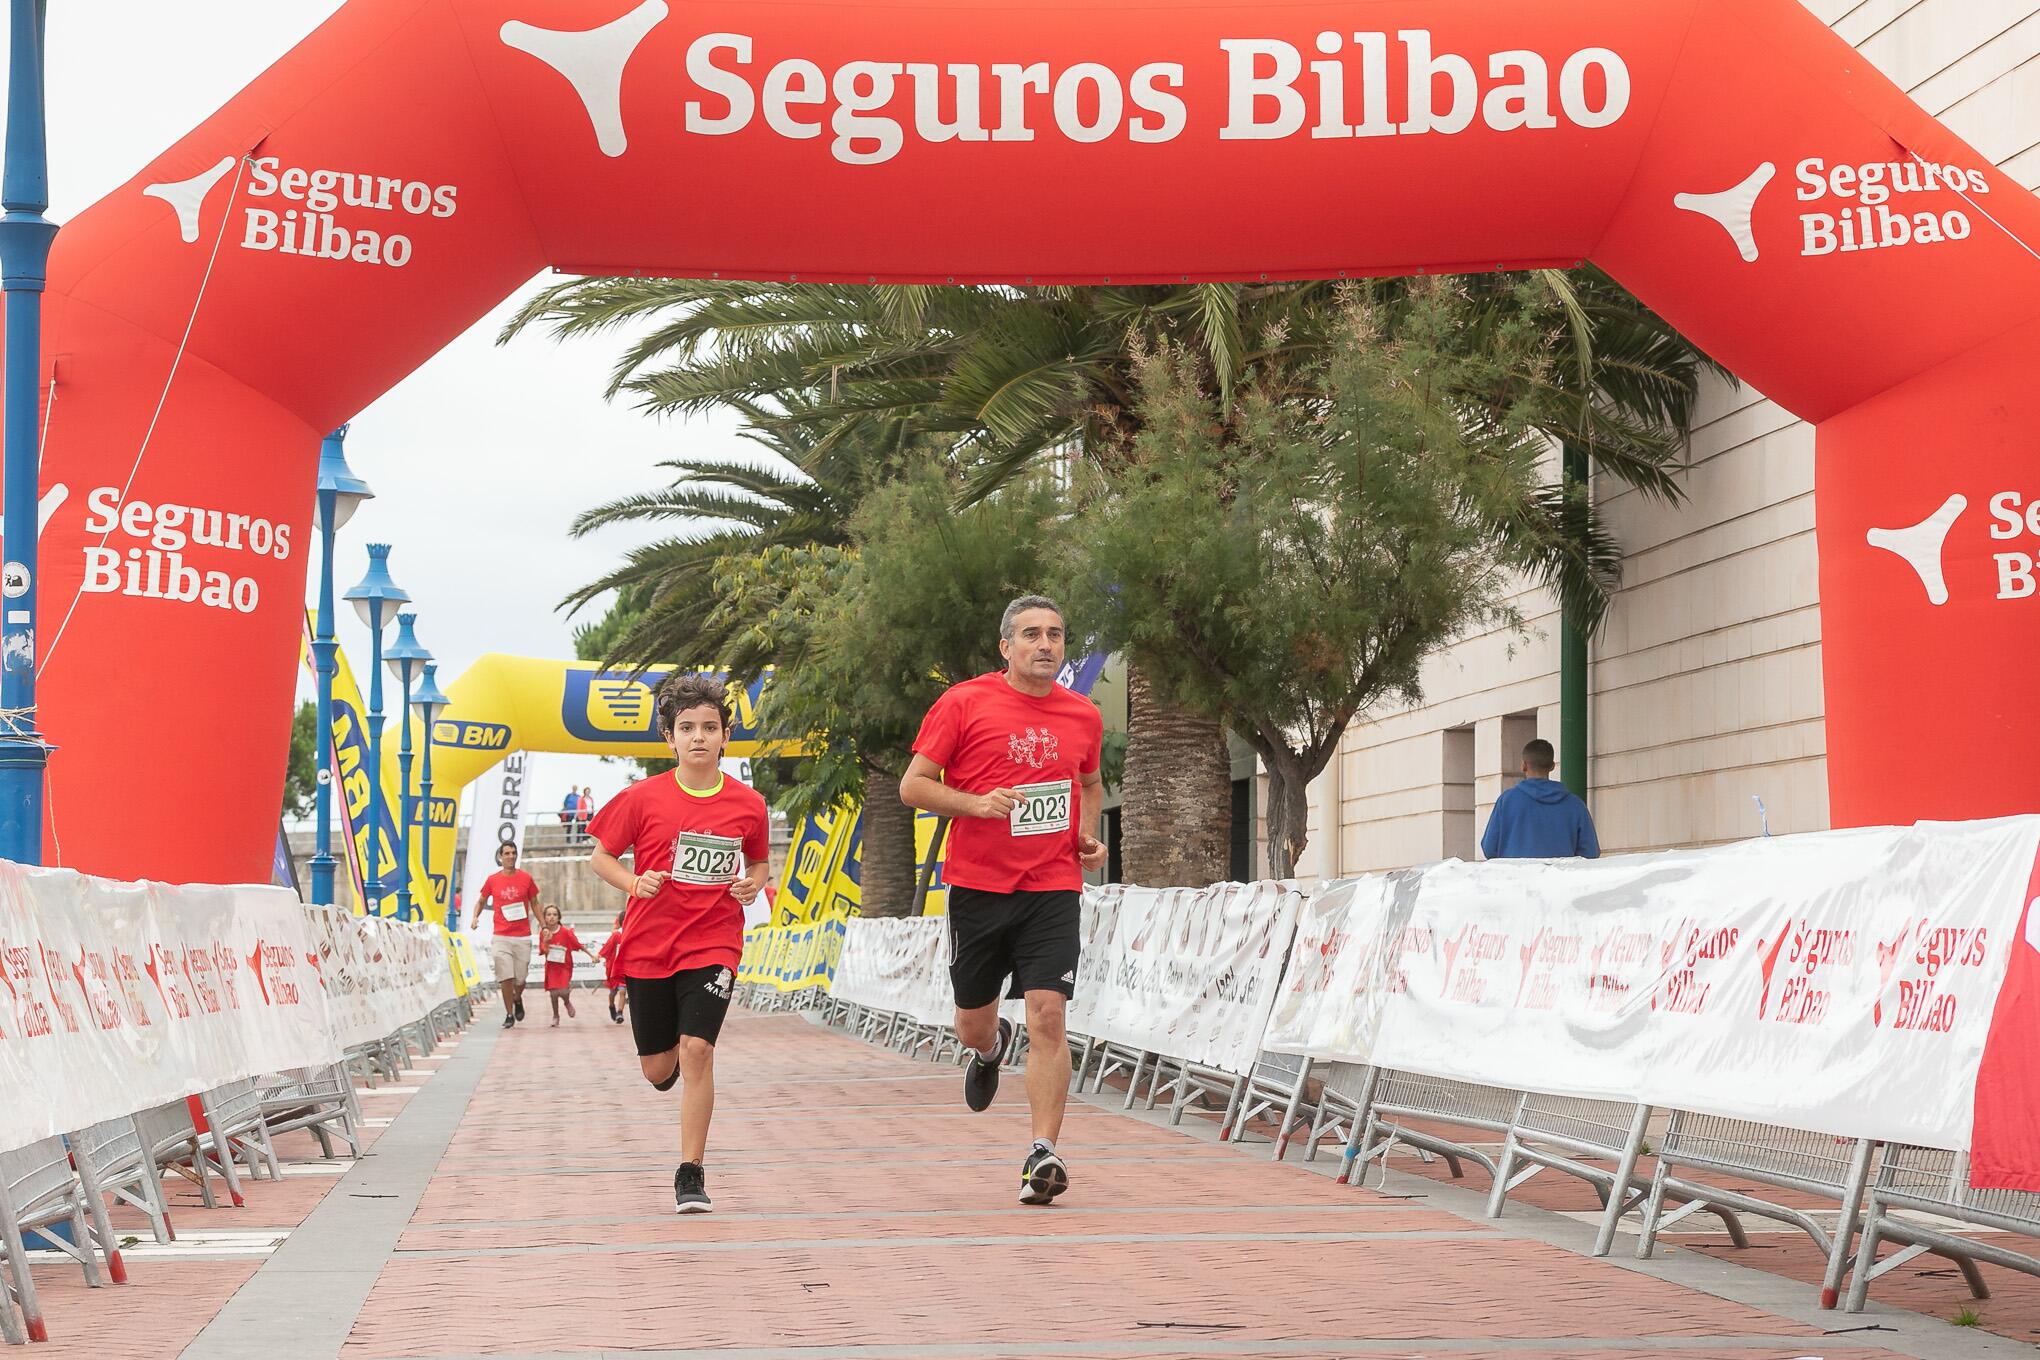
(1866, 489, 2040, 606)
(1675, 154, 1989, 264)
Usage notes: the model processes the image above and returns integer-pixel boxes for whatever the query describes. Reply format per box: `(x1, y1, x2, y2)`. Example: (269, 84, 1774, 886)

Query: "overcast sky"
(25, 2, 753, 817)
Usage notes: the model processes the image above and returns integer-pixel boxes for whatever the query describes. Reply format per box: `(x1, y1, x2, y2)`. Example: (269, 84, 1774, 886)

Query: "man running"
(900, 595, 1105, 1204)
(467, 842, 540, 1028)
(587, 673, 770, 1213)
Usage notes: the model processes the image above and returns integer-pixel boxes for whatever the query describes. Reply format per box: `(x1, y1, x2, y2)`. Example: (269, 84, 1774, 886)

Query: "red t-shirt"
(588, 773, 770, 979)
(479, 869, 540, 938)
(541, 924, 583, 991)
(912, 671, 1104, 894)
(596, 928, 624, 988)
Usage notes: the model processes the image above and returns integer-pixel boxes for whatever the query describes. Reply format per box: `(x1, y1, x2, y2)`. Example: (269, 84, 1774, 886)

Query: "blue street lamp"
(309, 427, 373, 907)
(383, 613, 430, 922)
(0, 0, 59, 867)
(343, 546, 407, 912)
(411, 663, 451, 927)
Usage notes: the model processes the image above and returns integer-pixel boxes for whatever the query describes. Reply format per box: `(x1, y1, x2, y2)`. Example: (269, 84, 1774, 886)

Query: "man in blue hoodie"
(1480, 739, 1600, 859)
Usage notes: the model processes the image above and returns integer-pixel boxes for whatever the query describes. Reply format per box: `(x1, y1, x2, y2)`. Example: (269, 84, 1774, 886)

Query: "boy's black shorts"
(946, 886, 1081, 1010)
(625, 964, 735, 1056)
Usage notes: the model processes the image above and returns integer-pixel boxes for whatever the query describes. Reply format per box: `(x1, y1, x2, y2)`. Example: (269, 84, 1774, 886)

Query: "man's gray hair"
(1000, 594, 1065, 641)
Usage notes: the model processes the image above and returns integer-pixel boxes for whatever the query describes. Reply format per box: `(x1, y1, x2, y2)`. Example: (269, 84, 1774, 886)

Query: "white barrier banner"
(307, 905, 458, 1050)
(1262, 818, 2040, 1151)
(831, 917, 952, 1025)
(0, 864, 341, 1151)
(1070, 881, 1303, 1075)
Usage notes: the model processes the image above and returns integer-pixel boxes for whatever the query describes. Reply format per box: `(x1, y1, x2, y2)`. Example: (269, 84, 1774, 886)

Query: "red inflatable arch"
(22, 0, 2040, 885)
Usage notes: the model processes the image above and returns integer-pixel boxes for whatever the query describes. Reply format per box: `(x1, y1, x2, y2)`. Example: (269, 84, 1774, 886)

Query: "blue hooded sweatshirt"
(1480, 778, 1600, 860)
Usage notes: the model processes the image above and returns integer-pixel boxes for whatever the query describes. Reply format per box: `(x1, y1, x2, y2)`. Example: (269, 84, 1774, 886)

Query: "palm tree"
(504, 281, 1249, 886)
(561, 393, 907, 672)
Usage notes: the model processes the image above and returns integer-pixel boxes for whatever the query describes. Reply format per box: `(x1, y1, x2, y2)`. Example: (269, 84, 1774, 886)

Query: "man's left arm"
(1076, 767, 1107, 872)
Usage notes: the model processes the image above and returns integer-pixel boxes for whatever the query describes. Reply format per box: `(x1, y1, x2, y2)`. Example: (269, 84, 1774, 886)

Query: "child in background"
(598, 906, 629, 1024)
(538, 905, 599, 1025)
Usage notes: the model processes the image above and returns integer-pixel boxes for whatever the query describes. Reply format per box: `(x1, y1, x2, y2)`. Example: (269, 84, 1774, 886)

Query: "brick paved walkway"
(14, 1006, 2035, 1358)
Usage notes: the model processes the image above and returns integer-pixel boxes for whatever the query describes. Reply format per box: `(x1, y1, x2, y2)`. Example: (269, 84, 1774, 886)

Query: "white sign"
(460, 752, 528, 961)
(1069, 881, 1302, 1074)
(831, 917, 953, 1025)
(0, 865, 343, 1152)
(1261, 818, 2040, 1152)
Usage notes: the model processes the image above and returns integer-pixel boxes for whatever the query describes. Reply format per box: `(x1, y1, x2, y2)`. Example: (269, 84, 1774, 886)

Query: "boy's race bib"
(546, 945, 568, 964)
(670, 831, 744, 886)
(499, 900, 528, 923)
(1009, 779, 1073, 838)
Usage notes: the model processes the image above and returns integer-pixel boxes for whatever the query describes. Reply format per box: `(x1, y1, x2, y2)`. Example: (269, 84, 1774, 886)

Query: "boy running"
(900, 595, 1105, 1204)
(587, 674, 771, 1213)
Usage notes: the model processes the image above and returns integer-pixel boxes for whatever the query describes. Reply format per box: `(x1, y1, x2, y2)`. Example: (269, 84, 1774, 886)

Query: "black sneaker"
(1019, 1144, 1068, 1205)
(963, 1017, 1013, 1113)
(501, 1014, 515, 1029)
(674, 1162, 711, 1214)
(514, 997, 526, 1022)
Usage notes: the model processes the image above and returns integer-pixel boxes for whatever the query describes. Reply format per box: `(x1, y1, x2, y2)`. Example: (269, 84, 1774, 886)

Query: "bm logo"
(434, 720, 511, 751)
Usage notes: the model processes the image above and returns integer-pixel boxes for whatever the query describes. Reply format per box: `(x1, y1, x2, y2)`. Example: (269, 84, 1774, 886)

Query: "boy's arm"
(729, 859, 771, 907)
(592, 845, 665, 899)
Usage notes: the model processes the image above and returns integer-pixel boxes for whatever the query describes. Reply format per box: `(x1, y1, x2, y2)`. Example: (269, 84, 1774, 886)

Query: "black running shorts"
(626, 964, 735, 1056)
(947, 886, 1081, 1010)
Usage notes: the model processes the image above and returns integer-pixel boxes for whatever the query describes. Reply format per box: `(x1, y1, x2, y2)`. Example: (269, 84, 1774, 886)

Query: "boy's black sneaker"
(1019, 1144, 1068, 1205)
(501, 1014, 515, 1029)
(514, 997, 526, 1021)
(963, 1017, 1013, 1113)
(674, 1162, 711, 1214)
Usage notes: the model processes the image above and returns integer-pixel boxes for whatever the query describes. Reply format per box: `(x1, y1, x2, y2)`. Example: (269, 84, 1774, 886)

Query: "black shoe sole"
(1019, 1157, 1069, 1205)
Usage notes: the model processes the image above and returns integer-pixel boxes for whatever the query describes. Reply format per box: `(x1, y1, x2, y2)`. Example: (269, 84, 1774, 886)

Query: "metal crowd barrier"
(2, 1003, 467, 1346)
(754, 944, 2040, 1318)
(1636, 1113, 1857, 1300)
(1846, 1144, 2032, 1312)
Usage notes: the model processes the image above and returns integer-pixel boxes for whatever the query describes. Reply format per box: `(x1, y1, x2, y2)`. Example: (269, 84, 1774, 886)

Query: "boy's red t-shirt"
(479, 869, 540, 938)
(588, 772, 770, 979)
(541, 924, 582, 991)
(911, 672, 1104, 894)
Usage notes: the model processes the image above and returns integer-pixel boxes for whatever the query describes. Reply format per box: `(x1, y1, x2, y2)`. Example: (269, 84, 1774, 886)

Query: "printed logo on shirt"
(706, 966, 733, 999)
(1007, 726, 1060, 770)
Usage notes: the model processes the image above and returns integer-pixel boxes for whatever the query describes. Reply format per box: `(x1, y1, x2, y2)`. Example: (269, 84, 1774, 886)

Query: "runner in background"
(538, 905, 599, 1026)
(598, 906, 629, 1024)
(587, 674, 771, 1213)
(467, 842, 540, 1028)
(900, 595, 1106, 1204)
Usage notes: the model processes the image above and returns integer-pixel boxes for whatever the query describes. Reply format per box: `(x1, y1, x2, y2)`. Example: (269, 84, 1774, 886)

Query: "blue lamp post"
(411, 663, 451, 927)
(343, 546, 407, 912)
(383, 613, 430, 922)
(309, 427, 373, 906)
(0, 0, 58, 867)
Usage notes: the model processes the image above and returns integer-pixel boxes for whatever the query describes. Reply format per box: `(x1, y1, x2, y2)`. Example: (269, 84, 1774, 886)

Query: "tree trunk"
(1120, 664, 1232, 887)
(1260, 745, 1312, 881)
(857, 766, 918, 917)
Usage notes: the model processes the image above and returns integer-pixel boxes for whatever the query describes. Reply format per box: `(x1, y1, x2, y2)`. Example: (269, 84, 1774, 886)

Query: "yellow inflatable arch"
(375, 656, 783, 920)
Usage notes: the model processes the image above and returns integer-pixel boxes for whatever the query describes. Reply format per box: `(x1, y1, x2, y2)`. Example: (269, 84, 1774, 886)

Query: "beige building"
(1284, 0, 2040, 882)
